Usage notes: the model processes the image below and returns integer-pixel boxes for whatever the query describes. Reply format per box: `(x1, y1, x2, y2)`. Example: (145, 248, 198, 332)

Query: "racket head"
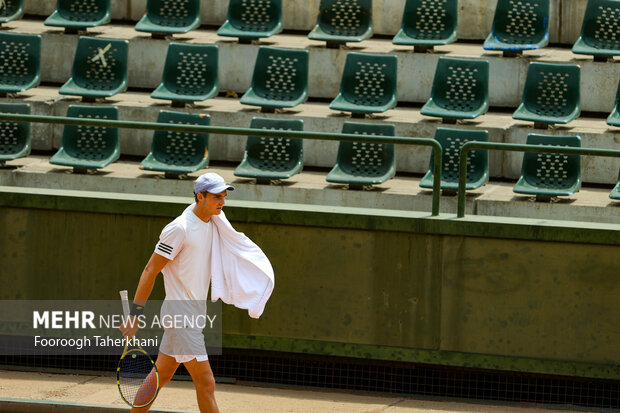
(117, 347, 160, 408)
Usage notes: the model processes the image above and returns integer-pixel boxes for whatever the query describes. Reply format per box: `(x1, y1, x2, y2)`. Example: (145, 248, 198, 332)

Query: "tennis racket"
(117, 290, 160, 408)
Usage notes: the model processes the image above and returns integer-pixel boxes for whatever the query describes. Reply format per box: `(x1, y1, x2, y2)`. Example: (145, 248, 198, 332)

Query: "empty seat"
(420, 128, 489, 192)
(240, 46, 309, 112)
(0, 32, 41, 97)
(0, 0, 24, 26)
(326, 121, 395, 189)
(0, 102, 30, 166)
(392, 0, 457, 52)
(50, 105, 120, 173)
(140, 110, 211, 177)
(234, 117, 304, 183)
(135, 0, 200, 37)
(421, 57, 489, 122)
(483, 0, 550, 56)
(607, 77, 620, 127)
(610, 167, 620, 200)
(573, 0, 620, 61)
(59, 36, 129, 101)
(308, 0, 373, 48)
(330, 52, 397, 117)
(151, 43, 219, 107)
(218, 0, 283, 42)
(44, 0, 111, 33)
(513, 62, 581, 128)
(513, 134, 581, 201)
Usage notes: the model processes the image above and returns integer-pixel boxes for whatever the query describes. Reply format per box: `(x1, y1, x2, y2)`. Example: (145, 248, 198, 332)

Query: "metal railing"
(456, 142, 620, 218)
(0, 112, 444, 216)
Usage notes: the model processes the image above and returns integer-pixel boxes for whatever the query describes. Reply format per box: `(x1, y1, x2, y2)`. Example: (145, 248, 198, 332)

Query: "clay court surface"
(0, 370, 591, 412)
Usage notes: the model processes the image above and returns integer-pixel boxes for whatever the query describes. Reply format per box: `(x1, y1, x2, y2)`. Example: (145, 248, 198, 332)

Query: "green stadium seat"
(421, 57, 489, 122)
(44, 0, 111, 33)
(0, 0, 24, 26)
(218, 0, 283, 42)
(0, 102, 30, 166)
(483, 0, 550, 56)
(151, 43, 219, 107)
(572, 0, 620, 61)
(607, 78, 620, 127)
(392, 0, 457, 52)
(135, 0, 200, 37)
(513, 134, 581, 202)
(512, 62, 581, 128)
(240, 47, 309, 112)
(234, 117, 304, 183)
(420, 128, 489, 193)
(610, 167, 620, 200)
(0, 33, 41, 97)
(140, 110, 210, 178)
(50, 105, 120, 173)
(326, 121, 395, 189)
(308, 0, 373, 48)
(59, 36, 128, 101)
(330, 52, 397, 116)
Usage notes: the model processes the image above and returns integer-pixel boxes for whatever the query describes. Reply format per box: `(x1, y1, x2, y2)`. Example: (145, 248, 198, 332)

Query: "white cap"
(194, 173, 235, 195)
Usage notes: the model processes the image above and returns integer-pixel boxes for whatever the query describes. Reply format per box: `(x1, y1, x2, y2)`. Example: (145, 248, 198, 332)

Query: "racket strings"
(118, 350, 158, 406)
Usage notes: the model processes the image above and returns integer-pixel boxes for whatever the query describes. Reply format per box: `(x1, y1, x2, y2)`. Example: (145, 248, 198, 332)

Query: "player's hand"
(120, 316, 139, 338)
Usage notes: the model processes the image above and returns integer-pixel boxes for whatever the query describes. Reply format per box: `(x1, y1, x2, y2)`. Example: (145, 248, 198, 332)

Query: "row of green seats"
(1, 102, 618, 201)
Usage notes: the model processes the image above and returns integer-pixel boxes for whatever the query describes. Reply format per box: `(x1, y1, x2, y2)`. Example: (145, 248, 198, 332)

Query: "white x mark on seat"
(91, 43, 112, 68)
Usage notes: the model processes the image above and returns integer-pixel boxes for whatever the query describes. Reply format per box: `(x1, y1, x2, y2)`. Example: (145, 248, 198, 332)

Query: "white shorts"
(159, 328, 208, 364)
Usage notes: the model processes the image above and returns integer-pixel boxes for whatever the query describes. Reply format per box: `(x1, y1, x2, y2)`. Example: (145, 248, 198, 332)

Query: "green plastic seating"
(240, 47, 309, 112)
(135, 0, 200, 37)
(421, 57, 489, 122)
(59, 36, 128, 101)
(234, 117, 304, 183)
(513, 62, 581, 128)
(420, 128, 489, 192)
(607, 78, 620, 127)
(50, 105, 120, 173)
(44, 0, 111, 33)
(151, 43, 219, 107)
(218, 0, 283, 42)
(610, 167, 620, 200)
(326, 121, 395, 189)
(0, 33, 41, 97)
(392, 0, 457, 52)
(513, 134, 581, 202)
(573, 0, 620, 61)
(140, 110, 211, 178)
(0, 102, 30, 166)
(308, 0, 373, 47)
(0, 0, 24, 26)
(483, 0, 550, 56)
(330, 52, 397, 116)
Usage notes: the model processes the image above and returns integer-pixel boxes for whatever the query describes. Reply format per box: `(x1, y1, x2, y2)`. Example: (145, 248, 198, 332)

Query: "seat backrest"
(0, 102, 30, 156)
(317, 0, 372, 37)
(145, 0, 200, 28)
(56, 0, 110, 22)
(245, 117, 303, 171)
(336, 121, 395, 177)
(71, 36, 128, 91)
(579, 0, 620, 51)
(151, 110, 210, 167)
(430, 57, 489, 112)
(0, 0, 24, 22)
(161, 43, 218, 97)
(226, 0, 282, 32)
(490, 0, 550, 45)
(250, 47, 308, 102)
(62, 105, 119, 161)
(400, 0, 457, 41)
(521, 62, 581, 118)
(521, 134, 581, 189)
(430, 128, 489, 183)
(0, 32, 41, 88)
(340, 52, 397, 107)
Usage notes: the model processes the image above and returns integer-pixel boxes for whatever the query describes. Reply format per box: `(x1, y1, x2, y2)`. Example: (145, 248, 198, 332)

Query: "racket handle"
(119, 290, 130, 319)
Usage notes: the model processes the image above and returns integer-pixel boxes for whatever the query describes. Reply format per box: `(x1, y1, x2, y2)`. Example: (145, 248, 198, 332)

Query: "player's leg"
(131, 353, 179, 413)
(184, 358, 219, 413)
